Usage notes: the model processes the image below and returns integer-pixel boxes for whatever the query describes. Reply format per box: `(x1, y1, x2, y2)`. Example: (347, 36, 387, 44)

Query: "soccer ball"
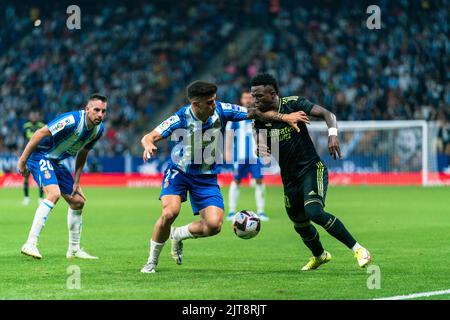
(232, 210, 261, 239)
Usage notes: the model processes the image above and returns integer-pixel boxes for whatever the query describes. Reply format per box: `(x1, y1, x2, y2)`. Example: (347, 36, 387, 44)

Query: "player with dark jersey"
(252, 73, 371, 270)
(22, 112, 45, 205)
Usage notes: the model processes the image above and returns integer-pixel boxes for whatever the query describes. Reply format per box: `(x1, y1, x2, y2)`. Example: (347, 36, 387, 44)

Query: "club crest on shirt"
(44, 170, 51, 179)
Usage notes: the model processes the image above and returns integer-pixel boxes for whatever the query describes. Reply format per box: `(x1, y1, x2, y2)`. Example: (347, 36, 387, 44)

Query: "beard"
(255, 103, 272, 112)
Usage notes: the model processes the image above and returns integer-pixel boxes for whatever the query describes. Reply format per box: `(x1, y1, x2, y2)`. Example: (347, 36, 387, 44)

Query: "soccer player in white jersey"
(225, 91, 268, 221)
(140, 81, 309, 273)
(17, 94, 107, 260)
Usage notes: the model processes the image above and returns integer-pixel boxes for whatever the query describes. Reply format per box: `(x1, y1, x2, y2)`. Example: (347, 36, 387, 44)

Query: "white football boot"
(21, 243, 42, 259)
(140, 262, 157, 273)
(66, 248, 98, 259)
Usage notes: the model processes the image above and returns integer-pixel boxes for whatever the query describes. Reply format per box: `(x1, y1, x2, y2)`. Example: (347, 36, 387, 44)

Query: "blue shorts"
(27, 153, 74, 195)
(159, 165, 224, 215)
(233, 161, 263, 180)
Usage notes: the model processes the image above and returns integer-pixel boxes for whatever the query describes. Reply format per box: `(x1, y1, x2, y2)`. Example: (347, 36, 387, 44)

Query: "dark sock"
(24, 180, 29, 197)
(323, 216, 357, 249)
(294, 223, 324, 257)
(306, 203, 357, 249)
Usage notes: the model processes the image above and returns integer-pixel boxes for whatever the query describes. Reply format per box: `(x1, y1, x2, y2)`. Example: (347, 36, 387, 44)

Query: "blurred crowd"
(0, 0, 449, 159)
(216, 0, 448, 120)
(0, 0, 243, 156)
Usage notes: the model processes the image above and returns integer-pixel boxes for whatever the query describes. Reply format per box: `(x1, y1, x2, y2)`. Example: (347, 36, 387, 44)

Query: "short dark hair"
(251, 73, 279, 94)
(89, 93, 107, 102)
(186, 81, 217, 100)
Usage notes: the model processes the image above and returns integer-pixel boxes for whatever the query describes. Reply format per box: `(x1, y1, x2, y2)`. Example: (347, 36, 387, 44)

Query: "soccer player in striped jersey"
(225, 91, 268, 221)
(251, 74, 371, 270)
(17, 94, 107, 260)
(22, 111, 45, 205)
(140, 80, 309, 273)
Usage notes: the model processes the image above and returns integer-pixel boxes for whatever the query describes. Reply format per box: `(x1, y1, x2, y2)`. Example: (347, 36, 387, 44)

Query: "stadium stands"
(0, 0, 448, 163)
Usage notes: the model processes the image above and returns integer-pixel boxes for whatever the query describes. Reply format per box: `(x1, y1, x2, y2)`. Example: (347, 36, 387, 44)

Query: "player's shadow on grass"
(148, 267, 354, 276)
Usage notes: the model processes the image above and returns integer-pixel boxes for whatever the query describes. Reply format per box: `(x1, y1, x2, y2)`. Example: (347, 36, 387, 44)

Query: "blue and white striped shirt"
(35, 110, 104, 161)
(155, 101, 248, 175)
(226, 119, 257, 163)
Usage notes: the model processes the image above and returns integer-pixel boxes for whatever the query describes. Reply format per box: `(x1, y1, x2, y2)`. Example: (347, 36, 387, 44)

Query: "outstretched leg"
(178, 205, 223, 238)
(304, 202, 371, 267)
(170, 205, 223, 265)
(302, 162, 371, 267)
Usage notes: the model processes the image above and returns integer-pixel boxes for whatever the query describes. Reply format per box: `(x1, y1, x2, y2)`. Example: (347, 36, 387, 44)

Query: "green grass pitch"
(1, 186, 449, 300)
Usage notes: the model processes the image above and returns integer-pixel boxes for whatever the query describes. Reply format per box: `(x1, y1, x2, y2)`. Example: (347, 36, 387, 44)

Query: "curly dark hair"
(251, 73, 279, 94)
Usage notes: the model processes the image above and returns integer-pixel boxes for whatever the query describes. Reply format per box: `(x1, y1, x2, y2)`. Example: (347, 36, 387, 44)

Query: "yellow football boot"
(301, 251, 332, 271)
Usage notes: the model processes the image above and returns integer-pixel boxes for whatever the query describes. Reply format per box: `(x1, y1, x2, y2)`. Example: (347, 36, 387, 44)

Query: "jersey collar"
(83, 110, 97, 131)
(189, 105, 212, 124)
(188, 105, 200, 121)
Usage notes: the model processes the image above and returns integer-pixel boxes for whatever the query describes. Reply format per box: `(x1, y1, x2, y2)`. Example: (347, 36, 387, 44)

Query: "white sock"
(148, 240, 165, 264)
(228, 181, 239, 213)
(352, 242, 363, 253)
(172, 225, 195, 241)
(68, 208, 82, 252)
(27, 199, 54, 245)
(255, 183, 265, 214)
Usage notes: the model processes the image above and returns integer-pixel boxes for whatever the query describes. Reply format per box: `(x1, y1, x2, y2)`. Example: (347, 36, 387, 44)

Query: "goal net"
(304, 120, 445, 186)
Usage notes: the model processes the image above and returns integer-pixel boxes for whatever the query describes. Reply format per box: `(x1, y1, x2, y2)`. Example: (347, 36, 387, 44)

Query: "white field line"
(373, 289, 450, 300)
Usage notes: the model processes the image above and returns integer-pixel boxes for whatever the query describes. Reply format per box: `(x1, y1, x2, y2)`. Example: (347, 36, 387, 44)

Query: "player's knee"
(46, 190, 61, 203)
(161, 207, 180, 224)
(205, 218, 222, 235)
(71, 196, 85, 210)
(305, 202, 332, 227)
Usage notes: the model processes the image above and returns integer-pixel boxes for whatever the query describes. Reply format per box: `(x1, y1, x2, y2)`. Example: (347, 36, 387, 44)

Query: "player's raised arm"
(310, 104, 341, 160)
(17, 126, 52, 176)
(246, 106, 310, 133)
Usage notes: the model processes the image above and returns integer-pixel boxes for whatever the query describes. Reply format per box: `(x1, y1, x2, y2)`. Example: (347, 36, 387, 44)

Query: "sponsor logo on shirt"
(159, 115, 180, 131)
(49, 115, 75, 135)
